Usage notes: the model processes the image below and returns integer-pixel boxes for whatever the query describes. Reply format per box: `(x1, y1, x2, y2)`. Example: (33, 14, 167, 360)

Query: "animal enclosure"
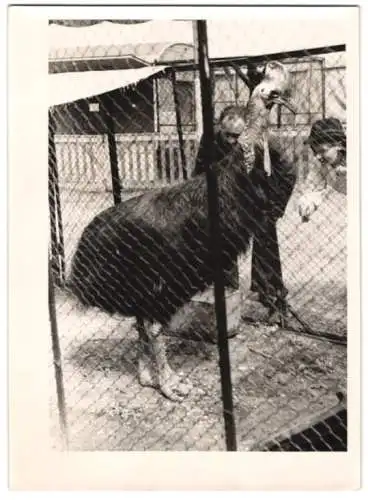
(49, 22, 347, 451)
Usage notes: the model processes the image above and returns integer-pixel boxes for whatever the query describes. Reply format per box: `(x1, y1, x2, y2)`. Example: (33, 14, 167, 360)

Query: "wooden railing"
(55, 133, 199, 191)
(55, 129, 313, 192)
(116, 133, 199, 188)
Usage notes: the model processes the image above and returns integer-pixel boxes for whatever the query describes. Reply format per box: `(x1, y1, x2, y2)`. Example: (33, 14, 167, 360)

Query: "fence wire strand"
(48, 20, 347, 451)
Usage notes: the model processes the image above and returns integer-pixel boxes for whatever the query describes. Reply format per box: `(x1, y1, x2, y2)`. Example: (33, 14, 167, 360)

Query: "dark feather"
(69, 150, 264, 325)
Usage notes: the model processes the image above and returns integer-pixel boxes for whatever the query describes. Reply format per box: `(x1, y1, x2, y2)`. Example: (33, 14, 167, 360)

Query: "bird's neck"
(243, 96, 271, 146)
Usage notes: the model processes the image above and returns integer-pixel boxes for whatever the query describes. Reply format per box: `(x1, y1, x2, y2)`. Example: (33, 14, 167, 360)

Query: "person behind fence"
(192, 105, 297, 320)
(298, 117, 347, 221)
(193, 105, 246, 175)
(247, 131, 297, 320)
(192, 105, 246, 290)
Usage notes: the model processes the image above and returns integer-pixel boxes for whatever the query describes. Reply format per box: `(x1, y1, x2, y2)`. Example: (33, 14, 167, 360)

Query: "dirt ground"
(49, 186, 347, 451)
(49, 290, 346, 451)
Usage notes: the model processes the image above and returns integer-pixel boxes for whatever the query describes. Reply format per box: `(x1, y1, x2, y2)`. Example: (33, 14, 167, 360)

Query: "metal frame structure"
(48, 25, 347, 450)
(194, 20, 237, 451)
(153, 44, 345, 71)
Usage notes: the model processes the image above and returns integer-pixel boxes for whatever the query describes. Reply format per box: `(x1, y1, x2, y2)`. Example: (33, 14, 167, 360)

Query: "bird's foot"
(159, 369, 192, 402)
(138, 359, 158, 389)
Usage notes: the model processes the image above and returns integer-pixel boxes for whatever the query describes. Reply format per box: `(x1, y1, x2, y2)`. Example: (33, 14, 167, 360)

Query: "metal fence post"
(105, 98, 122, 205)
(48, 109, 66, 286)
(49, 256, 69, 449)
(171, 68, 188, 180)
(321, 58, 326, 119)
(194, 20, 237, 451)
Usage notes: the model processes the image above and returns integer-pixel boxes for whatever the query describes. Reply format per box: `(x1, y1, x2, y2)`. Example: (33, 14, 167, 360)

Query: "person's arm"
(298, 159, 329, 220)
(303, 158, 329, 192)
(268, 143, 297, 219)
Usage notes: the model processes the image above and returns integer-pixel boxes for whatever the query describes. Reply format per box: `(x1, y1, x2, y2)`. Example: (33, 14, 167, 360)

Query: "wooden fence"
(55, 129, 313, 192)
(55, 133, 199, 191)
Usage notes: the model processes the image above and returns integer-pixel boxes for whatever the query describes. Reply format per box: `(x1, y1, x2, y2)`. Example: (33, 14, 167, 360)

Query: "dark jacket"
(192, 132, 297, 299)
(249, 137, 297, 300)
(194, 132, 296, 220)
(192, 131, 245, 289)
(250, 138, 297, 220)
(192, 130, 245, 177)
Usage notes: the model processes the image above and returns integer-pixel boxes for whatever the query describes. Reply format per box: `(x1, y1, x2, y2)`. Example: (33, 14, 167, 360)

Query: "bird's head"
(251, 61, 297, 114)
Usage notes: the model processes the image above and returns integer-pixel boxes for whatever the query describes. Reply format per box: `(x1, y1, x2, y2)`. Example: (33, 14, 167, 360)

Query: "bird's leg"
(148, 322, 191, 402)
(136, 318, 157, 389)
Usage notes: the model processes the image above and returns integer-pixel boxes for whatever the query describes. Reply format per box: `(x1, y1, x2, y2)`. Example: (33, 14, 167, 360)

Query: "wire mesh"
(48, 19, 347, 452)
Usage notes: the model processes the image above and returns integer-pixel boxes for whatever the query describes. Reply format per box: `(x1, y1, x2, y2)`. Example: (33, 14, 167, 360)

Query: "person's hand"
(298, 191, 323, 222)
(334, 164, 347, 176)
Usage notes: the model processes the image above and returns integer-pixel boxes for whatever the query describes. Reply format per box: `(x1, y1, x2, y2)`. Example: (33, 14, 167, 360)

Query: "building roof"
(49, 65, 168, 107)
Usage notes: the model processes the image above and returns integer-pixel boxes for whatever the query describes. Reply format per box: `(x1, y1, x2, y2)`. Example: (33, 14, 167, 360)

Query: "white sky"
(49, 13, 350, 60)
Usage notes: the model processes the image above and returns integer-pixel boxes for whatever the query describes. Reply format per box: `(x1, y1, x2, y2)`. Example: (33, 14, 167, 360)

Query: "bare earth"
(49, 187, 347, 451)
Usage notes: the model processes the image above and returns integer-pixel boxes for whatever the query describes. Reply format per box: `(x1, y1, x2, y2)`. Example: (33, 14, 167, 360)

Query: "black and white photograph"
(8, 3, 361, 491)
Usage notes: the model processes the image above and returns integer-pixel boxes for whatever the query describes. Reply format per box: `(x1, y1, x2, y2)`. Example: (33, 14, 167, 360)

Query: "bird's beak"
(271, 95, 297, 114)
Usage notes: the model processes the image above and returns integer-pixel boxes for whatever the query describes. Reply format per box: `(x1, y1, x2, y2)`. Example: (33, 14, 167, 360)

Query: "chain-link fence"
(49, 19, 347, 451)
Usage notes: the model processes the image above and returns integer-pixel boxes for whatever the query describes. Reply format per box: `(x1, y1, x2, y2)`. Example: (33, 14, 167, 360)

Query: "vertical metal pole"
(49, 113, 58, 280)
(193, 23, 203, 139)
(153, 77, 159, 133)
(154, 77, 164, 181)
(48, 256, 69, 449)
(105, 98, 122, 205)
(224, 66, 237, 103)
(155, 77, 161, 134)
(308, 63, 312, 125)
(194, 20, 237, 451)
(48, 110, 65, 286)
(53, 120, 66, 284)
(321, 58, 326, 119)
(235, 67, 239, 104)
(171, 69, 188, 180)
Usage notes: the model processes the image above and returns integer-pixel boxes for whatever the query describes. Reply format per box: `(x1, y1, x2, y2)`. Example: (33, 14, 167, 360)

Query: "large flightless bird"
(69, 61, 296, 401)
